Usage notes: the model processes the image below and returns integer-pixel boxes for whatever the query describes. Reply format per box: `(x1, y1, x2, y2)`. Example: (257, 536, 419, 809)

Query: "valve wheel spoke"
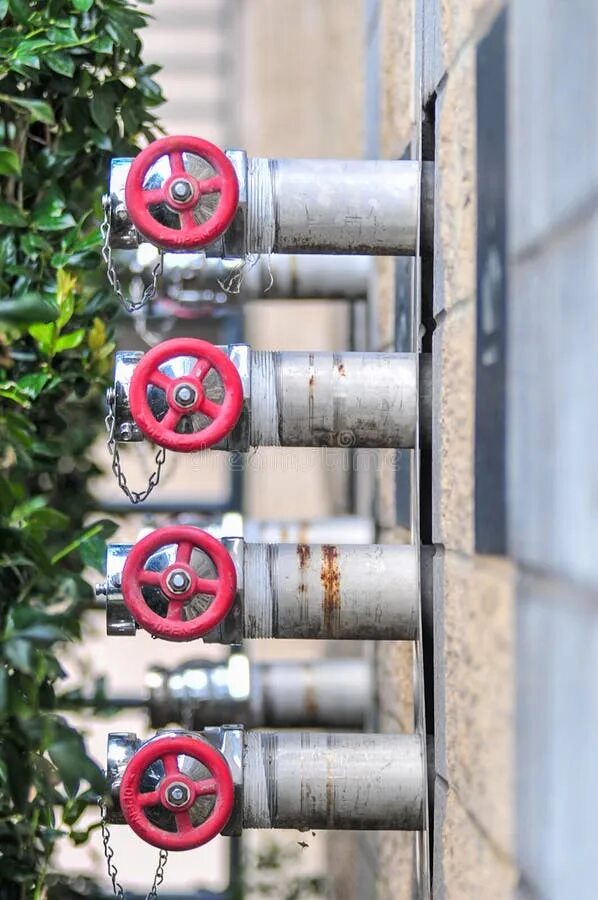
(197, 175, 222, 195)
(142, 187, 166, 206)
(169, 151, 186, 177)
(149, 370, 173, 393)
(195, 576, 218, 595)
(192, 358, 212, 380)
(179, 209, 197, 230)
(162, 754, 180, 778)
(139, 569, 162, 587)
(166, 600, 186, 620)
(173, 810, 194, 834)
(199, 397, 222, 420)
(162, 408, 182, 431)
(175, 541, 194, 565)
(139, 790, 161, 808)
(194, 778, 217, 798)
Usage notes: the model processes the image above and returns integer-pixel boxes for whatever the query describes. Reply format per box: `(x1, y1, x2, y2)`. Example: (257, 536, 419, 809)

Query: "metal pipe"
(249, 351, 419, 448)
(250, 254, 370, 299)
(243, 731, 424, 830)
(129, 252, 370, 303)
(146, 657, 372, 730)
(248, 158, 429, 256)
(242, 543, 418, 639)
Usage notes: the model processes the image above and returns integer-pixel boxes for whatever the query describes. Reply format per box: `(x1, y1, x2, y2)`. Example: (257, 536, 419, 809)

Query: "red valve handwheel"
(129, 337, 243, 452)
(125, 135, 239, 251)
(120, 734, 235, 851)
(121, 525, 237, 641)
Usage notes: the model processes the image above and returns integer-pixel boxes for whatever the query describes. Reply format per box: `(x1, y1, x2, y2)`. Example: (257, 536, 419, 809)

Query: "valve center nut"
(169, 178, 194, 203)
(173, 382, 198, 409)
(166, 568, 192, 594)
(164, 781, 192, 809)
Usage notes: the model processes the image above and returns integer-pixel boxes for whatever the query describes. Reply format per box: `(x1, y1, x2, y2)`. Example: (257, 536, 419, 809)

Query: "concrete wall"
(509, 2, 598, 897)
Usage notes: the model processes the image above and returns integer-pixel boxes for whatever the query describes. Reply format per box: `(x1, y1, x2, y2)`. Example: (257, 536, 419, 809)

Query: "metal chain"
(99, 800, 168, 899)
(105, 389, 167, 505)
(101, 196, 163, 313)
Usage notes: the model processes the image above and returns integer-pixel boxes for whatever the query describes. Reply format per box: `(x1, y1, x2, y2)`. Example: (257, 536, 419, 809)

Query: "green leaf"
(13, 625, 68, 646)
(32, 196, 76, 232)
(47, 25, 78, 45)
(0, 1, 8, 19)
(72, 0, 93, 10)
(46, 52, 75, 78)
(0, 474, 15, 515)
(15, 372, 51, 399)
(7, 0, 29, 24)
(0, 148, 21, 176)
(0, 95, 55, 124)
(90, 89, 115, 133)
(80, 521, 115, 572)
(4, 638, 34, 673)
(0, 200, 26, 226)
(28, 321, 56, 355)
(53, 328, 85, 353)
(2, 741, 30, 811)
(89, 33, 112, 53)
(48, 720, 105, 796)
(0, 294, 59, 325)
(0, 384, 30, 407)
(0, 667, 8, 718)
(51, 522, 105, 565)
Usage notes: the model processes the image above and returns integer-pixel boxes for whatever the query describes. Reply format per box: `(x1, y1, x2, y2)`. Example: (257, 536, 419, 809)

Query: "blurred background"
(57, 0, 598, 898)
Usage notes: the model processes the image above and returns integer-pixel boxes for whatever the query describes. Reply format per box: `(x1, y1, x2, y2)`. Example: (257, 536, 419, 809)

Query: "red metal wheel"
(128, 337, 243, 452)
(120, 733, 235, 851)
(125, 135, 239, 250)
(121, 526, 237, 641)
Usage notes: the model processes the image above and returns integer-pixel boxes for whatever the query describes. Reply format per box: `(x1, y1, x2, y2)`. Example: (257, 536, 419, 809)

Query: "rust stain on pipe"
(321, 545, 341, 636)
(297, 543, 311, 572)
(303, 664, 318, 721)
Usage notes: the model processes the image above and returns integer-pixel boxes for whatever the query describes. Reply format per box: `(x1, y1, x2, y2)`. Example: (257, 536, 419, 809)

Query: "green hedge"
(0, 1, 162, 895)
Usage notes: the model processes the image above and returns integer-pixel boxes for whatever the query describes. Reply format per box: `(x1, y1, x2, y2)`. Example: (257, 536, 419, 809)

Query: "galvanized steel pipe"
(243, 542, 418, 639)
(250, 351, 420, 448)
(144, 253, 371, 301)
(243, 731, 425, 830)
(248, 158, 432, 256)
(147, 657, 372, 730)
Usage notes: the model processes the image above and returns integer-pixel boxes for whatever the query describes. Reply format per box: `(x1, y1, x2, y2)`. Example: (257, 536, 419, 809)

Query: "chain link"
(101, 196, 163, 313)
(100, 800, 168, 899)
(105, 390, 167, 505)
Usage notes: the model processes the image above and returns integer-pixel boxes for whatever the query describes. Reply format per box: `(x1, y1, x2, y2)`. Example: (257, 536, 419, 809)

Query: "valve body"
(100, 533, 420, 642)
(108, 149, 433, 257)
(112, 343, 431, 452)
(107, 728, 425, 841)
